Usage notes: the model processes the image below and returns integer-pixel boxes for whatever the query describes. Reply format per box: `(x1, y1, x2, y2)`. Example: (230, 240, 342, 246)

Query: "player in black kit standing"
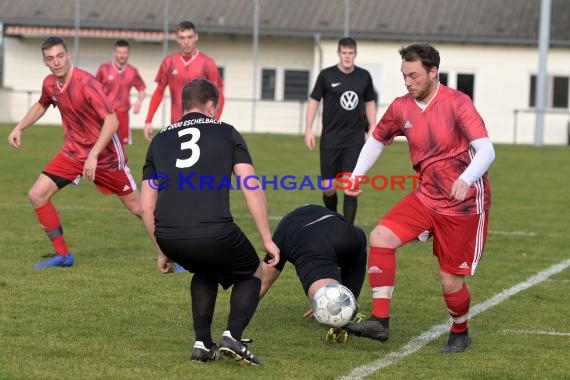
(140, 79, 280, 367)
(305, 37, 377, 223)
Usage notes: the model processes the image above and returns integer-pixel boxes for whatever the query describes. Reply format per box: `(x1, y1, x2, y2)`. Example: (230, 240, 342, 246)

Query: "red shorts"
(380, 193, 488, 276)
(43, 152, 137, 196)
(115, 110, 131, 145)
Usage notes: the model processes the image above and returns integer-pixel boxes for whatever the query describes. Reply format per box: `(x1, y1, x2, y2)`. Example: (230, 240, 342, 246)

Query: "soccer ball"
(311, 284, 357, 328)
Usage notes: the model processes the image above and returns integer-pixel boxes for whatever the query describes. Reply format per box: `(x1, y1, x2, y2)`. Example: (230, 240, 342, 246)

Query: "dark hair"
(182, 79, 219, 112)
(178, 21, 196, 33)
(338, 37, 357, 52)
(115, 39, 130, 48)
(398, 43, 440, 71)
(41, 36, 68, 53)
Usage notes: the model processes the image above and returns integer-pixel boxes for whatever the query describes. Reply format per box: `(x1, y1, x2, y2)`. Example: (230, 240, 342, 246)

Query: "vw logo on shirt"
(340, 91, 358, 110)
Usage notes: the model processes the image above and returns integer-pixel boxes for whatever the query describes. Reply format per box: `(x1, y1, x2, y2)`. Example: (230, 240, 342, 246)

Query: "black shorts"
(156, 223, 260, 289)
(320, 144, 364, 179)
(289, 218, 367, 295)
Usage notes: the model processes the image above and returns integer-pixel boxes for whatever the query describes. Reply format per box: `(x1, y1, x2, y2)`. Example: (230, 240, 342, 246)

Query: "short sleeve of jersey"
(205, 58, 223, 91)
(94, 65, 104, 82)
(132, 68, 147, 91)
(155, 57, 170, 86)
(38, 78, 54, 108)
(231, 127, 253, 165)
(456, 93, 488, 141)
(84, 78, 114, 119)
(372, 101, 402, 145)
(309, 71, 325, 101)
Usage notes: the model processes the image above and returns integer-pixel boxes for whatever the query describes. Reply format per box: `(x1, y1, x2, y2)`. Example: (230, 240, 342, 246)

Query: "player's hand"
(157, 253, 174, 274)
(262, 240, 280, 267)
(83, 153, 98, 181)
(133, 101, 142, 114)
(303, 308, 314, 318)
(344, 176, 363, 197)
(451, 178, 469, 201)
(304, 132, 315, 151)
(7, 127, 22, 149)
(144, 123, 154, 142)
(345, 188, 362, 197)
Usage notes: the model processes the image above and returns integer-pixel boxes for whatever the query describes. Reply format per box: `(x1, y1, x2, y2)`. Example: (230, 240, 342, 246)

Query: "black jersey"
(272, 204, 366, 272)
(310, 65, 376, 149)
(142, 112, 253, 239)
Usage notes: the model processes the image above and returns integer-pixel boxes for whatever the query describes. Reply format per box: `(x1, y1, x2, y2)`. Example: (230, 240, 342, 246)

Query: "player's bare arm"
(144, 84, 167, 141)
(133, 89, 146, 114)
(304, 98, 320, 151)
(140, 180, 174, 273)
(8, 102, 48, 149)
(234, 162, 280, 266)
(259, 264, 281, 298)
(84, 112, 118, 181)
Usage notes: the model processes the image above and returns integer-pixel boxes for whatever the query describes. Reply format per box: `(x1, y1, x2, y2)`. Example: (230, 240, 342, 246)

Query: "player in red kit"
(344, 43, 495, 353)
(96, 39, 146, 147)
(7, 36, 141, 268)
(144, 21, 224, 141)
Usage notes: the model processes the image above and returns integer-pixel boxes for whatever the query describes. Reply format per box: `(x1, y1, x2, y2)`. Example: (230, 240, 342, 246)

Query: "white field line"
(500, 329, 570, 337)
(338, 258, 570, 380)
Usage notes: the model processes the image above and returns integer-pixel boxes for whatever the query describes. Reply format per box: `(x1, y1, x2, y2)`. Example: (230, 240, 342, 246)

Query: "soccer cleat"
(326, 327, 348, 343)
(190, 341, 221, 362)
(33, 253, 74, 268)
(344, 316, 390, 342)
(439, 331, 471, 353)
(218, 331, 261, 366)
(352, 312, 367, 323)
(173, 262, 188, 273)
(325, 313, 366, 343)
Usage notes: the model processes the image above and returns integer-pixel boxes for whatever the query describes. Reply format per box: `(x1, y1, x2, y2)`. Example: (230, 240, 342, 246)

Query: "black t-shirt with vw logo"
(142, 112, 253, 239)
(310, 65, 376, 149)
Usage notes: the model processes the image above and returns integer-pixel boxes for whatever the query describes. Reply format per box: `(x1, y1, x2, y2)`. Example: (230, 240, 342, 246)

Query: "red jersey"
(38, 67, 126, 170)
(154, 50, 224, 122)
(372, 84, 490, 215)
(95, 62, 146, 112)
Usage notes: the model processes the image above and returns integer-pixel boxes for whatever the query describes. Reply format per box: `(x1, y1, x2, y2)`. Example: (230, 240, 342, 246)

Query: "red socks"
(368, 247, 396, 318)
(444, 285, 470, 333)
(34, 202, 69, 256)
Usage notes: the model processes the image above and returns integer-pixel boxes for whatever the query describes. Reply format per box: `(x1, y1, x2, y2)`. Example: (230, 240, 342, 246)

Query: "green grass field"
(1, 124, 569, 380)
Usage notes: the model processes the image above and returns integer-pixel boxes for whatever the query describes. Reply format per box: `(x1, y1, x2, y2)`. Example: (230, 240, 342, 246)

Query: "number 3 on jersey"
(176, 127, 201, 168)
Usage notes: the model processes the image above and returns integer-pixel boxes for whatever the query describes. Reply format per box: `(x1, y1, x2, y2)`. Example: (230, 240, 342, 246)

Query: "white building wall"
(2, 35, 570, 144)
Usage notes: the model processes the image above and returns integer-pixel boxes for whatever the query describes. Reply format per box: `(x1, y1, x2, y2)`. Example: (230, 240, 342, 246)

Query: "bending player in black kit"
(260, 204, 367, 342)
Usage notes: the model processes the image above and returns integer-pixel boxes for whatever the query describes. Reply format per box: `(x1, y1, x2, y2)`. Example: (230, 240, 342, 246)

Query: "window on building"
(529, 75, 570, 109)
(529, 75, 537, 107)
(261, 69, 276, 100)
(553, 76, 569, 109)
(284, 70, 309, 101)
(457, 73, 474, 100)
(439, 72, 448, 86)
